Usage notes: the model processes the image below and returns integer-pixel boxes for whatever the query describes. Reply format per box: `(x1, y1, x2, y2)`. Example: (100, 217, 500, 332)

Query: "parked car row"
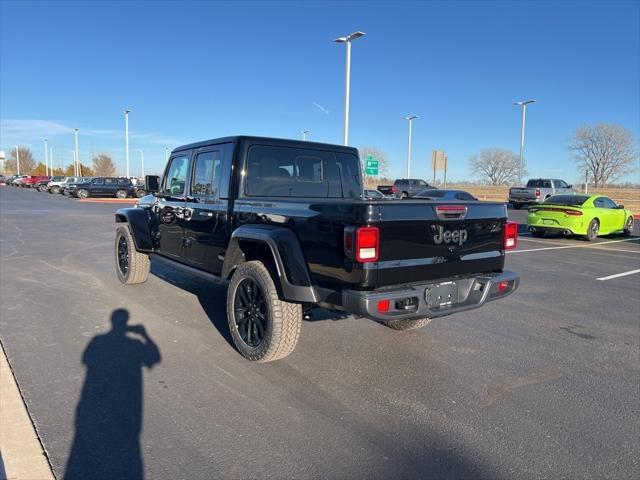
(1, 174, 148, 198)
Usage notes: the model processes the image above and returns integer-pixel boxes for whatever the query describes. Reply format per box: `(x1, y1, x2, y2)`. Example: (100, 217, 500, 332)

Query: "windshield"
(544, 195, 589, 206)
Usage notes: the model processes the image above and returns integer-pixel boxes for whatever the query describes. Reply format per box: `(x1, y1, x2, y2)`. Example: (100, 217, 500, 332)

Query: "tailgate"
(373, 201, 507, 288)
(509, 188, 535, 200)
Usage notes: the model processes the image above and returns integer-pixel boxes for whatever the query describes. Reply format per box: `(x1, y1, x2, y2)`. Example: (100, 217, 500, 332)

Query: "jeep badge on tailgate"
(433, 225, 468, 246)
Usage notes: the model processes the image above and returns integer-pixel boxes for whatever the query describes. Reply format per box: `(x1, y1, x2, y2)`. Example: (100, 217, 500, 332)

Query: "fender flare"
(222, 224, 317, 303)
(115, 207, 155, 253)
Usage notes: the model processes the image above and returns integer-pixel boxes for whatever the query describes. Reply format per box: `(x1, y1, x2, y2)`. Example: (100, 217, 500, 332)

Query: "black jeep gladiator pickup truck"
(115, 136, 519, 362)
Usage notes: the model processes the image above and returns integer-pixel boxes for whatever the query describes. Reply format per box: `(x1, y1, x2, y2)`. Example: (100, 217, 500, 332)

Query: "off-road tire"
(115, 190, 127, 199)
(623, 216, 634, 236)
(383, 317, 432, 331)
(77, 189, 89, 199)
(400, 192, 408, 199)
(115, 225, 150, 284)
(585, 219, 599, 241)
(50, 186, 60, 194)
(227, 261, 302, 362)
(531, 230, 545, 238)
(135, 189, 146, 198)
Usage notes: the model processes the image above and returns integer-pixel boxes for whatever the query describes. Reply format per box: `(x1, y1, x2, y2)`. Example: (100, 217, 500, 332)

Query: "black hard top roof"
(173, 135, 359, 154)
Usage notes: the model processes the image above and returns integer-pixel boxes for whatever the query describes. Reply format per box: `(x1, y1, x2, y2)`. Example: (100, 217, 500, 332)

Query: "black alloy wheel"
(234, 278, 267, 348)
(117, 235, 129, 277)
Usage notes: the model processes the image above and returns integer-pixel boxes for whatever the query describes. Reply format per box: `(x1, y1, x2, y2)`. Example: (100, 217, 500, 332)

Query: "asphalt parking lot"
(1, 186, 638, 480)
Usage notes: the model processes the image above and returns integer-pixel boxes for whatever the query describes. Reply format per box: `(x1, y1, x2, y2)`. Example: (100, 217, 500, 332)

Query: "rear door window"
(191, 150, 222, 197)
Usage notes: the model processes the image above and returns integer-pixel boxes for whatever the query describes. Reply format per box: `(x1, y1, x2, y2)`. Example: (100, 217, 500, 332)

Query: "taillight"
(356, 226, 379, 262)
(564, 209, 582, 216)
(391, 185, 398, 193)
(377, 299, 390, 312)
(503, 222, 518, 250)
(535, 188, 541, 198)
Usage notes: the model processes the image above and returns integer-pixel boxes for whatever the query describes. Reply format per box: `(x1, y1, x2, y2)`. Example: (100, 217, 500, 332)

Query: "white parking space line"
(508, 237, 640, 254)
(597, 269, 640, 281)
(518, 237, 571, 246)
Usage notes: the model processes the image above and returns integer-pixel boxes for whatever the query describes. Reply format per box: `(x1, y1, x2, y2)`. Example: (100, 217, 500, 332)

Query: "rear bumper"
(527, 216, 587, 235)
(342, 271, 519, 322)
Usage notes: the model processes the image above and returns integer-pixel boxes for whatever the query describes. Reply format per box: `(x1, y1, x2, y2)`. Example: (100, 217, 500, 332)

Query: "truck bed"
(236, 197, 508, 291)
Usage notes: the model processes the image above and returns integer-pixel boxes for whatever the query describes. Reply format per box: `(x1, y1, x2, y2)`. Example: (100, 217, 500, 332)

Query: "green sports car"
(527, 194, 635, 241)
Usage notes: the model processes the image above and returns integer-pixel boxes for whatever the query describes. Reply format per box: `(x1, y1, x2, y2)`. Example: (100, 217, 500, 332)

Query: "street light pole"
(300, 130, 309, 141)
(404, 115, 418, 178)
(14, 145, 20, 175)
(334, 31, 365, 146)
(139, 150, 145, 177)
(74, 128, 79, 176)
(44, 138, 49, 176)
(124, 109, 131, 178)
(513, 99, 536, 185)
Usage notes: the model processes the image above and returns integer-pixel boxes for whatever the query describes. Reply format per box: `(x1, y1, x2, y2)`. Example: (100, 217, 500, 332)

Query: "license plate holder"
(425, 281, 459, 308)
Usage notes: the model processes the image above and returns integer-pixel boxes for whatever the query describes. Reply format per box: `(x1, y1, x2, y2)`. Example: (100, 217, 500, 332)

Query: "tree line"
(471, 123, 637, 186)
(4, 151, 118, 177)
(5, 122, 637, 187)
(360, 122, 637, 187)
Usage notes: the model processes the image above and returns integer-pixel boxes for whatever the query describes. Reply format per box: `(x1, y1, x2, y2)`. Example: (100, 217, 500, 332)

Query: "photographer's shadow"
(64, 309, 161, 480)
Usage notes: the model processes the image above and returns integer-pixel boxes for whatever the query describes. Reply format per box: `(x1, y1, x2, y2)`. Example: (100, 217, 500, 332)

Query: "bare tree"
(469, 148, 523, 185)
(5, 147, 36, 174)
(92, 154, 116, 176)
(569, 124, 638, 187)
(359, 146, 390, 180)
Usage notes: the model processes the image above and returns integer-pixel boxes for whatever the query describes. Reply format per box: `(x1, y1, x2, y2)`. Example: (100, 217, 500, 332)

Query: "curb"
(0, 343, 55, 480)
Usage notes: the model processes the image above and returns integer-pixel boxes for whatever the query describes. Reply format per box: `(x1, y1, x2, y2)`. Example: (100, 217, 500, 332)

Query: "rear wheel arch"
(222, 227, 316, 303)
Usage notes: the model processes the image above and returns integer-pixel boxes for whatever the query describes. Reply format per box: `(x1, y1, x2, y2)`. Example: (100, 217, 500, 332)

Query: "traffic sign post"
(431, 150, 448, 186)
(364, 154, 379, 176)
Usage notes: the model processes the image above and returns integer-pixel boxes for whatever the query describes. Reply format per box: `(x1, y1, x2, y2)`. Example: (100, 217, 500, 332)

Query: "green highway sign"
(364, 155, 379, 175)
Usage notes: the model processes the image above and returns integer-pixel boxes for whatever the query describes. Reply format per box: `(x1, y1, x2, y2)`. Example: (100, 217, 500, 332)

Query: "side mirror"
(567, 185, 573, 189)
(145, 175, 160, 193)
(617, 204, 625, 209)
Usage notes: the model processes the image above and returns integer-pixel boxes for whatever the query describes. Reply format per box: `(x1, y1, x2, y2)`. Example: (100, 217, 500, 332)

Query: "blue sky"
(1, 0, 638, 182)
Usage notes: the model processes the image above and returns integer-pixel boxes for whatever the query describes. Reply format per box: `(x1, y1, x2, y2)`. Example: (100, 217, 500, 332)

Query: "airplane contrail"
(313, 102, 330, 115)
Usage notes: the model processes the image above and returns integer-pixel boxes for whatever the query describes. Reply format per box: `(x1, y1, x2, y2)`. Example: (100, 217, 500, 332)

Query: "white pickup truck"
(509, 179, 575, 209)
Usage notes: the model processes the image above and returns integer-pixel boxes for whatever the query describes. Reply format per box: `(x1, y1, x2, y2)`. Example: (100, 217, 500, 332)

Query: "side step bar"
(150, 254, 227, 285)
